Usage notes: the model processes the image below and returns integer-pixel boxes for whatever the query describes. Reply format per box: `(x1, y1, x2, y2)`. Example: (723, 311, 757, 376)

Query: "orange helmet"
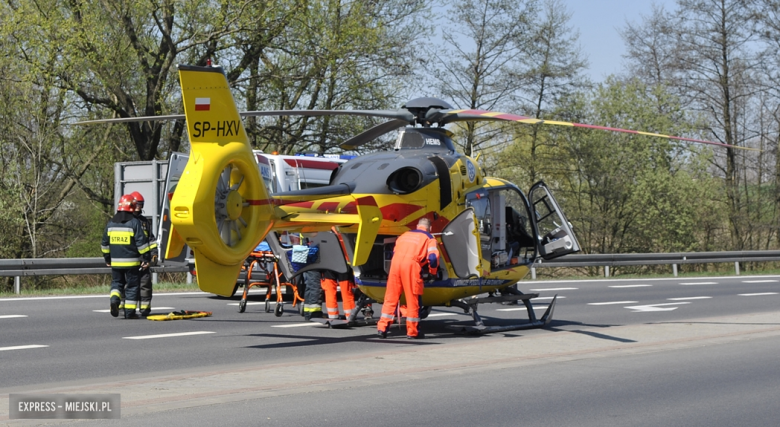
(129, 191, 144, 206)
(117, 194, 136, 212)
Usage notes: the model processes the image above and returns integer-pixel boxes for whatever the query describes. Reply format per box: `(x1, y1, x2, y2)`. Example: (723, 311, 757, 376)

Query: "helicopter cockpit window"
(395, 131, 425, 149)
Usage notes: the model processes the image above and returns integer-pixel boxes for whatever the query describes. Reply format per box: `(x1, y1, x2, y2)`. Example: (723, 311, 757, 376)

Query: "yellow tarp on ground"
(147, 311, 212, 321)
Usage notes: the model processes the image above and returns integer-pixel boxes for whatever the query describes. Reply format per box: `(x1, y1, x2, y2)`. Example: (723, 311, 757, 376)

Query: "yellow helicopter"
(86, 64, 749, 334)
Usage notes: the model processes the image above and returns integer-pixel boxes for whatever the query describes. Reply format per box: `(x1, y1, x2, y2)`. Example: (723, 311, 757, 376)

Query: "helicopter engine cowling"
(386, 167, 423, 194)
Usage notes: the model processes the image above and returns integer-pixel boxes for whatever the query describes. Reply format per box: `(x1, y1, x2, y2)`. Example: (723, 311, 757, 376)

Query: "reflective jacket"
(136, 213, 158, 258)
(101, 212, 151, 268)
(391, 229, 440, 275)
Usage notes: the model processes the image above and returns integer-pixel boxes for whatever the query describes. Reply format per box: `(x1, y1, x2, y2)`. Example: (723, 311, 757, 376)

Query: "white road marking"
(0, 345, 48, 352)
(426, 313, 458, 317)
(496, 306, 548, 312)
(272, 323, 318, 328)
(93, 307, 175, 313)
(587, 301, 638, 305)
(533, 296, 565, 300)
(667, 296, 712, 301)
(123, 331, 215, 340)
(226, 302, 268, 306)
(625, 302, 690, 312)
(741, 280, 779, 283)
(738, 292, 778, 296)
(679, 282, 718, 286)
(0, 315, 28, 319)
(529, 287, 578, 291)
(609, 284, 652, 288)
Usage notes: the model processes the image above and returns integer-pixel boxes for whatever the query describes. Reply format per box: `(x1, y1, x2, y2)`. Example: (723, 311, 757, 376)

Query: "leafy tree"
(428, 0, 538, 156)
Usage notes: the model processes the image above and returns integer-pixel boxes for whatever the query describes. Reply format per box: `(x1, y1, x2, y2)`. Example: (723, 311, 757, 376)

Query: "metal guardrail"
(3, 251, 780, 294)
(530, 250, 780, 279)
(0, 258, 190, 295)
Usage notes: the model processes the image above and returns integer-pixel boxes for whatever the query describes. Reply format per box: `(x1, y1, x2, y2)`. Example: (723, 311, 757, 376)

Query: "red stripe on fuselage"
(284, 158, 340, 170)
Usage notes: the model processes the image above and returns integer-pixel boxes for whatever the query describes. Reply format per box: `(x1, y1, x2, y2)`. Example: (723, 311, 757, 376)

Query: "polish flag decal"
(195, 98, 210, 111)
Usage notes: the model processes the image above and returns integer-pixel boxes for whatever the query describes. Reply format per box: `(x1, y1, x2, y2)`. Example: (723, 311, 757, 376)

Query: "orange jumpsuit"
(377, 226, 439, 337)
(321, 270, 355, 320)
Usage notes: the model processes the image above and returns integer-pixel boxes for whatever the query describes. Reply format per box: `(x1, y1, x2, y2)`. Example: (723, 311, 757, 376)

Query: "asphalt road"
(1, 274, 780, 425)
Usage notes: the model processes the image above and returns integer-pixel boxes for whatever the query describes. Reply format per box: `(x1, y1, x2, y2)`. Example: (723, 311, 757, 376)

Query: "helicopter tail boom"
(170, 65, 275, 296)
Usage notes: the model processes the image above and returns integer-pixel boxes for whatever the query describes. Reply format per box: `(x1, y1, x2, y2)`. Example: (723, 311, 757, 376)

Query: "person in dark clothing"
(302, 270, 323, 320)
(101, 194, 151, 319)
(129, 191, 158, 316)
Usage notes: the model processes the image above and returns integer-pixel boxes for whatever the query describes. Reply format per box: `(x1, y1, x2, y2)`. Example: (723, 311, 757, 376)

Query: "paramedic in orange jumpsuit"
(377, 217, 439, 339)
(321, 270, 356, 320)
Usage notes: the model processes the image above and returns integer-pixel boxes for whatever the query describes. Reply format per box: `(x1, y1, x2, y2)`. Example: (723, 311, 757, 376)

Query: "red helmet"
(117, 194, 136, 212)
(129, 191, 144, 206)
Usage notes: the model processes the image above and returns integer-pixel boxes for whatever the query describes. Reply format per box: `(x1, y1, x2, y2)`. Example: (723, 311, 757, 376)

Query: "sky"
(561, 0, 677, 82)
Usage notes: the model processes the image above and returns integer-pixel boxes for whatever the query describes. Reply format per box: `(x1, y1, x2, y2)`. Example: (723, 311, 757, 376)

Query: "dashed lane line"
(226, 302, 268, 306)
(532, 296, 565, 301)
(0, 345, 48, 352)
(625, 302, 691, 312)
(667, 296, 712, 301)
(741, 280, 779, 283)
(0, 315, 28, 319)
(738, 293, 779, 297)
(529, 287, 578, 291)
(272, 323, 319, 328)
(93, 307, 175, 313)
(679, 282, 718, 286)
(609, 284, 652, 288)
(587, 301, 638, 306)
(496, 306, 548, 312)
(123, 331, 215, 340)
(426, 313, 458, 317)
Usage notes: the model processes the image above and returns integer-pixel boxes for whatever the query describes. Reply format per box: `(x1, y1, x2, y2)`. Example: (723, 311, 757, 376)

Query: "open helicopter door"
(289, 231, 350, 278)
(528, 181, 580, 260)
(157, 152, 189, 264)
(440, 208, 482, 278)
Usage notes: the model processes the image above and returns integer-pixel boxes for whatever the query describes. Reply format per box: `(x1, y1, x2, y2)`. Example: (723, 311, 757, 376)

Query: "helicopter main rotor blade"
(435, 109, 758, 151)
(240, 109, 414, 122)
(76, 109, 414, 126)
(340, 119, 409, 150)
(75, 114, 185, 125)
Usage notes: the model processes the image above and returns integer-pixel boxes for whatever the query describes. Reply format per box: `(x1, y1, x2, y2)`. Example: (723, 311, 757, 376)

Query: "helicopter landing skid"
(446, 290, 557, 335)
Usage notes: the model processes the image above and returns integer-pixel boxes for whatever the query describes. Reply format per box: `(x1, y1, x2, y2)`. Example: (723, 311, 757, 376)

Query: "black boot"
(125, 309, 139, 319)
(110, 298, 120, 318)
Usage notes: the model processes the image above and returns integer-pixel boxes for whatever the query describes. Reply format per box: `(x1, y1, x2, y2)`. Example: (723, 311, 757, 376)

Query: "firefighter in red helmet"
(128, 191, 158, 316)
(101, 194, 151, 319)
(377, 217, 439, 339)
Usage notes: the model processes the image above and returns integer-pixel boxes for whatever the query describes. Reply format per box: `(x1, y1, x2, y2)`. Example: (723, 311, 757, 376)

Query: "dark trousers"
(302, 270, 323, 318)
(110, 267, 140, 311)
(139, 267, 152, 311)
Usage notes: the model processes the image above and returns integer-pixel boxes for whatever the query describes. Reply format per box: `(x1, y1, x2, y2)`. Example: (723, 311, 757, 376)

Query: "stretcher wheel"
(264, 300, 271, 313)
(274, 303, 283, 317)
(238, 299, 246, 313)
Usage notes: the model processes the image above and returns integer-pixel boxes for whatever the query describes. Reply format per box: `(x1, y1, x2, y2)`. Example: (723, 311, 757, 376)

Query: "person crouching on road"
(377, 217, 439, 339)
(101, 194, 151, 319)
(129, 191, 158, 317)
